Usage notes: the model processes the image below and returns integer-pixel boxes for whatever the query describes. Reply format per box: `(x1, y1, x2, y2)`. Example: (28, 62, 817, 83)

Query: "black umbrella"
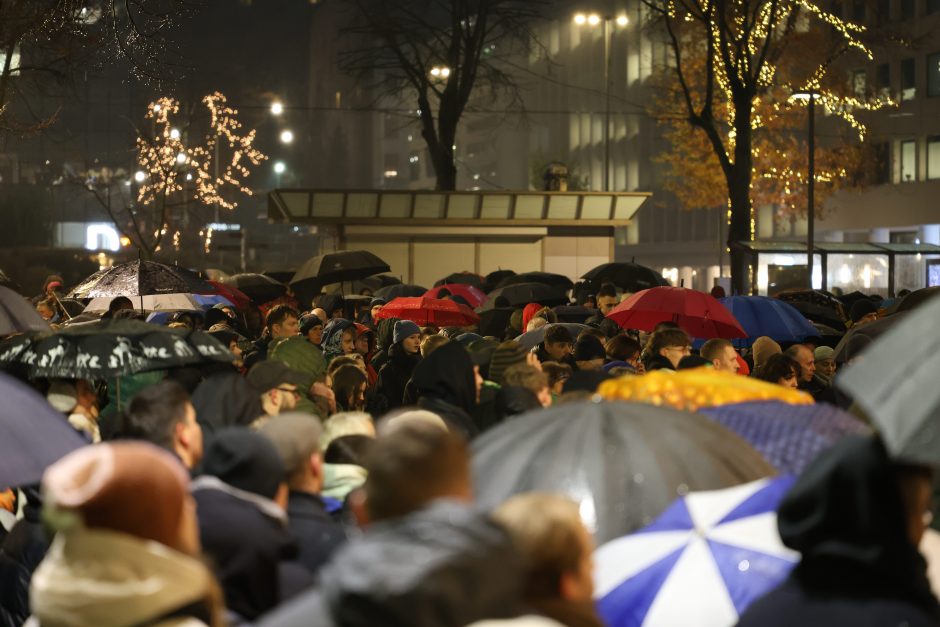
(832, 313, 905, 363)
(484, 282, 569, 308)
(483, 270, 516, 293)
(495, 272, 574, 291)
(472, 401, 774, 544)
(262, 270, 295, 284)
(582, 262, 669, 293)
(374, 283, 427, 300)
(776, 299, 846, 332)
(290, 250, 390, 292)
(0, 270, 22, 294)
(0, 373, 88, 487)
(0, 285, 49, 336)
(434, 272, 483, 288)
(552, 305, 595, 323)
(838, 290, 873, 313)
(222, 273, 287, 305)
(477, 307, 516, 338)
(893, 286, 940, 314)
(515, 323, 589, 350)
(68, 261, 213, 298)
(0, 319, 233, 380)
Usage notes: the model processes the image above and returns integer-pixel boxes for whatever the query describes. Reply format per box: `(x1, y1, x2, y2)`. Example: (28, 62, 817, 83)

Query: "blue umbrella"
(0, 373, 88, 487)
(699, 401, 870, 475)
(594, 476, 798, 627)
(717, 296, 818, 347)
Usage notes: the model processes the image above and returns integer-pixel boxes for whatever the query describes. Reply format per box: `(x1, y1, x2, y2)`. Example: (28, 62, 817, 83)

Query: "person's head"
(649, 328, 692, 369)
(324, 434, 376, 466)
(849, 299, 879, 327)
(36, 298, 56, 321)
(202, 428, 289, 509)
(784, 343, 816, 382)
(543, 324, 574, 361)
(541, 361, 573, 395)
(605, 334, 642, 365)
(327, 354, 366, 381)
(207, 324, 246, 367)
(489, 340, 530, 385)
(503, 363, 552, 407)
(757, 353, 800, 388)
(108, 296, 134, 315)
(246, 360, 305, 416)
(354, 326, 374, 356)
(573, 334, 606, 371)
(260, 412, 324, 494)
(266, 304, 300, 340)
(814, 345, 837, 380)
(526, 316, 548, 332)
(596, 283, 619, 316)
(332, 364, 369, 412)
(299, 313, 324, 346)
(43, 275, 64, 294)
(700, 338, 739, 373)
(355, 421, 471, 526)
(751, 336, 782, 376)
(493, 493, 595, 603)
(393, 320, 422, 354)
(369, 298, 386, 321)
(320, 411, 375, 452)
(123, 380, 203, 469)
(421, 334, 450, 358)
(339, 326, 356, 355)
(311, 307, 329, 325)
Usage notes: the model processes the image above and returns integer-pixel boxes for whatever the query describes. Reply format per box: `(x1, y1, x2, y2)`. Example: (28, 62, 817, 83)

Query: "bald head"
(784, 344, 815, 383)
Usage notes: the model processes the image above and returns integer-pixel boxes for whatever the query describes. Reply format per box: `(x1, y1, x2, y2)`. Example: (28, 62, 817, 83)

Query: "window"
(901, 57, 916, 100)
(900, 140, 917, 182)
(875, 142, 891, 184)
(928, 137, 940, 179)
(852, 69, 867, 97)
(877, 63, 891, 96)
(901, 0, 915, 19)
(929, 52, 940, 97)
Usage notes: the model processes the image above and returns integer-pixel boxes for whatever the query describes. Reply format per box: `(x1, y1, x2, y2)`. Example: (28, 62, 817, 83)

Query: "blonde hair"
(320, 411, 375, 451)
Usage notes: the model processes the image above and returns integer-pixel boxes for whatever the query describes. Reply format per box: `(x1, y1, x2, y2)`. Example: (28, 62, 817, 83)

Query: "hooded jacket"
(190, 371, 264, 437)
(370, 317, 399, 373)
(353, 323, 379, 387)
(412, 341, 479, 438)
(737, 435, 940, 627)
(322, 319, 355, 363)
(375, 342, 421, 411)
(268, 336, 327, 417)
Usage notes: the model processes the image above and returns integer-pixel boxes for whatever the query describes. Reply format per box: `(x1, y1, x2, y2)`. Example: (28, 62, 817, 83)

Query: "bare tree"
(339, 0, 545, 190)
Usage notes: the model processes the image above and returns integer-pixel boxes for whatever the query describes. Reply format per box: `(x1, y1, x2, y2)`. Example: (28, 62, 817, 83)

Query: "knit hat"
(455, 332, 483, 347)
(201, 428, 286, 500)
(260, 412, 322, 476)
(573, 335, 606, 361)
(814, 346, 835, 361)
(42, 442, 190, 551)
(393, 320, 421, 344)
(488, 340, 529, 384)
(522, 303, 543, 332)
(849, 299, 878, 323)
(369, 297, 387, 308)
(751, 336, 782, 373)
(299, 313, 324, 336)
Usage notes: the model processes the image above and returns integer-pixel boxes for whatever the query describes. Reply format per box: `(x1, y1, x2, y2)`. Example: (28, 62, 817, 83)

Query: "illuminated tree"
(643, 0, 891, 295)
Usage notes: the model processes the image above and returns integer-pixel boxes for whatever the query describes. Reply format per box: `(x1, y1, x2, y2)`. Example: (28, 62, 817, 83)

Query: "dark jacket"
(643, 353, 675, 372)
(191, 371, 264, 437)
(583, 313, 621, 339)
(375, 342, 420, 411)
(737, 436, 940, 627)
(412, 341, 479, 438)
(370, 318, 399, 373)
(286, 490, 347, 576)
(534, 343, 577, 369)
(322, 319, 355, 363)
(192, 476, 312, 621)
(256, 500, 524, 627)
(0, 489, 48, 627)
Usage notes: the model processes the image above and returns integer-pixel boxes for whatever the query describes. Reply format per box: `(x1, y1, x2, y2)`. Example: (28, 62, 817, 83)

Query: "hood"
(322, 319, 355, 361)
(412, 341, 476, 413)
(375, 317, 399, 351)
(320, 500, 523, 627)
(268, 336, 326, 386)
(354, 323, 377, 355)
(321, 463, 368, 502)
(191, 372, 264, 437)
(30, 527, 211, 627)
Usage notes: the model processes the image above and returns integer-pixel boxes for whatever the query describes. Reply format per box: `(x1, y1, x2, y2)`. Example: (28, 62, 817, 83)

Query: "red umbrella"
(375, 296, 481, 327)
(606, 286, 746, 339)
(206, 281, 251, 310)
(425, 284, 489, 308)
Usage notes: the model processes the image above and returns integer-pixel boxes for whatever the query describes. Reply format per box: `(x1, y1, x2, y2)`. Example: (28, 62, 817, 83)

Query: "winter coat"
(375, 343, 420, 411)
(268, 336, 327, 417)
(533, 343, 577, 369)
(737, 436, 940, 627)
(256, 500, 524, 627)
(321, 464, 367, 502)
(321, 319, 355, 363)
(286, 491, 347, 576)
(412, 341, 479, 438)
(191, 476, 312, 621)
(0, 490, 48, 627)
(583, 313, 621, 338)
(190, 371, 264, 437)
(27, 527, 214, 627)
(353, 324, 378, 387)
(370, 318, 399, 373)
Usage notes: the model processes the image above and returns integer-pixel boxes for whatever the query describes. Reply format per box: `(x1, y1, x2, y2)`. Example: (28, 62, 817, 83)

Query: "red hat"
(522, 302, 543, 331)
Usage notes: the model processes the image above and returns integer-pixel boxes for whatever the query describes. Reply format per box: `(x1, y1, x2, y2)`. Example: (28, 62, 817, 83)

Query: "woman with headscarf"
(321, 319, 356, 363)
(737, 435, 939, 626)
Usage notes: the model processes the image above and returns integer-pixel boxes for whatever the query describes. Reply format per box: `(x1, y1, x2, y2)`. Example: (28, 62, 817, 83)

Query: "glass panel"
(929, 138, 940, 179)
(901, 57, 916, 100)
(480, 194, 511, 219)
(379, 194, 412, 218)
(514, 195, 544, 219)
(279, 192, 310, 217)
(896, 254, 940, 292)
(413, 194, 445, 219)
(827, 253, 890, 297)
(928, 53, 940, 97)
(547, 195, 579, 219)
(582, 195, 613, 219)
(901, 140, 917, 182)
(755, 253, 822, 296)
(345, 193, 378, 218)
(312, 193, 343, 217)
(447, 194, 477, 219)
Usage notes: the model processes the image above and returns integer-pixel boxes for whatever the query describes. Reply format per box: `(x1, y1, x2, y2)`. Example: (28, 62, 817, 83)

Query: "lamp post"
(792, 89, 820, 289)
(574, 12, 628, 192)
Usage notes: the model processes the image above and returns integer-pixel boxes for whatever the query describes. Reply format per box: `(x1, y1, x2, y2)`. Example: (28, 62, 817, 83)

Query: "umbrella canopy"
(483, 270, 516, 292)
(515, 323, 589, 350)
(893, 286, 940, 314)
(425, 284, 488, 308)
(472, 401, 774, 544)
(485, 282, 570, 308)
(831, 313, 904, 363)
(699, 401, 871, 475)
(374, 296, 480, 327)
(0, 373, 89, 487)
(0, 285, 49, 335)
(68, 261, 213, 298)
(595, 476, 798, 627)
(262, 270, 295, 284)
(607, 287, 746, 339)
(205, 281, 250, 310)
(598, 369, 813, 412)
(290, 250, 391, 292)
(0, 319, 233, 379)
(836, 295, 940, 465)
(0, 270, 23, 293)
(374, 283, 427, 300)
(552, 305, 595, 323)
(434, 272, 483, 288)
(718, 296, 818, 348)
(477, 307, 516, 338)
(221, 273, 287, 305)
(582, 262, 669, 293)
(495, 271, 574, 291)
(83, 293, 225, 313)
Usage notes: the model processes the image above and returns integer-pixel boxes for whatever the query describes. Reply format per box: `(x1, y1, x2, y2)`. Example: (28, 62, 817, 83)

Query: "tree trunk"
(727, 97, 755, 295)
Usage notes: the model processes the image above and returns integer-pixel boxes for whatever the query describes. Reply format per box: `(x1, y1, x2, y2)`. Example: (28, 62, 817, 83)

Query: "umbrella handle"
(50, 292, 73, 321)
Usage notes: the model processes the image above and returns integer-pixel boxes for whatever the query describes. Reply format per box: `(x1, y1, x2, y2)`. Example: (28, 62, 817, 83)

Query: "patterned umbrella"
(68, 261, 213, 298)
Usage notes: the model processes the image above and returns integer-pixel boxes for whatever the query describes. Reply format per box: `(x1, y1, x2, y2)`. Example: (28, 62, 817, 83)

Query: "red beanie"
(522, 303, 543, 331)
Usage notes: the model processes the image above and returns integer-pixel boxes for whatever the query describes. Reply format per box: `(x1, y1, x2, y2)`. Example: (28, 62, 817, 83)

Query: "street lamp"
(273, 161, 286, 188)
(133, 170, 146, 183)
(791, 89, 821, 289)
(430, 65, 451, 79)
(279, 129, 294, 144)
(573, 11, 629, 192)
(270, 101, 284, 116)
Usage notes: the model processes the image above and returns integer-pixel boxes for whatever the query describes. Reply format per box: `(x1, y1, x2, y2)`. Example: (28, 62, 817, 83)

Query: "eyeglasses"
(665, 345, 692, 354)
(276, 386, 301, 398)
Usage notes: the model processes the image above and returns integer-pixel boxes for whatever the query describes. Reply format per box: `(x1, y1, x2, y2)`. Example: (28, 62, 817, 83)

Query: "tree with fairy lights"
(80, 92, 267, 259)
(643, 0, 892, 295)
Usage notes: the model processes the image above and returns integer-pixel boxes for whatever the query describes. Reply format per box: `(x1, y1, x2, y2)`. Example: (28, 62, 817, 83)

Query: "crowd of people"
(0, 270, 936, 627)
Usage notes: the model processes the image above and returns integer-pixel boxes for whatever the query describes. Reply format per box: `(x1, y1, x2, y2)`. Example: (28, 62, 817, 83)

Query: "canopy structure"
(268, 189, 650, 288)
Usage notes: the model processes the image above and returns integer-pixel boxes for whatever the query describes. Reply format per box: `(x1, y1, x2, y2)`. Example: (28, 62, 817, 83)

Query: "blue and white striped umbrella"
(594, 476, 798, 627)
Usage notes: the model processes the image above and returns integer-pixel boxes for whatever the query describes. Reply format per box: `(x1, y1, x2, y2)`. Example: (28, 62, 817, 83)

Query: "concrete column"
(919, 224, 940, 245)
(868, 228, 890, 243)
